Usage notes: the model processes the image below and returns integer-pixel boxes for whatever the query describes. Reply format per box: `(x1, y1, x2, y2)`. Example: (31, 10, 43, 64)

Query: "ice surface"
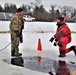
(0, 21, 76, 75)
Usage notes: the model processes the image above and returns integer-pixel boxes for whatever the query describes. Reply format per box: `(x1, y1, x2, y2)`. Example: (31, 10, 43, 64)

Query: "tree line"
(0, 3, 76, 22)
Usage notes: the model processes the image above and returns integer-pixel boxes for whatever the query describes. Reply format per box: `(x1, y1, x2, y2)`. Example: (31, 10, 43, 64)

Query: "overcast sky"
(0, 0, 76, 10)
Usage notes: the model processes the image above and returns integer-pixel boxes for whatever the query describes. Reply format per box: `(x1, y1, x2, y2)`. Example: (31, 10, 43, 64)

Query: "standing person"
(9, 8, 24, 56)
(49, 16, 76, 57)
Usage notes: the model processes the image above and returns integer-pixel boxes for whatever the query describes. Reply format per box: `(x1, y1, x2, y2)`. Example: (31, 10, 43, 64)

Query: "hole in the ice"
(3, 56, 76, 74)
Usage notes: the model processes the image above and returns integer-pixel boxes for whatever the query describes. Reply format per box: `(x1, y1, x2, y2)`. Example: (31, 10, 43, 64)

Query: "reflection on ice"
(3, 56, 76, 74)
(52, 60, 70, 75)
(11, 57, 24, 67)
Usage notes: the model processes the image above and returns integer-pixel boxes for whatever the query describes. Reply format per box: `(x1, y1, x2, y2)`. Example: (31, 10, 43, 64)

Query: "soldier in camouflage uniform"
(9, 8, 24, 56)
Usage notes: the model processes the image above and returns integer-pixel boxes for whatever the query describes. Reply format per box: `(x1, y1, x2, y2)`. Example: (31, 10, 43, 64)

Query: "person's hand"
(20, 36, 23, 43)
(53, 42, 57, 46)
(57, 42, 62, 47)
(53, 41, 62, 47)
(49, 37, 55, 42)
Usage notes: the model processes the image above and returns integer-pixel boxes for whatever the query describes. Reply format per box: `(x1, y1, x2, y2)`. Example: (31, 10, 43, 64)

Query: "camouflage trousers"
(10, 33, 20, 53)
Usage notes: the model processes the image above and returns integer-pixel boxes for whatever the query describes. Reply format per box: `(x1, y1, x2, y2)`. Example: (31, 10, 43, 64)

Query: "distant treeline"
(0, 2, 76, 22)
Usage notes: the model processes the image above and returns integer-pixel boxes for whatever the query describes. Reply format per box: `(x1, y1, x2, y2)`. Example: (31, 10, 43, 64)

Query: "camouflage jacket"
(9, 13, 24, 34)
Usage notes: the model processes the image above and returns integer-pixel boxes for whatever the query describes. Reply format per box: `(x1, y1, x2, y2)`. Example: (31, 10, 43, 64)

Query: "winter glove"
(53, 42, 57, 46)
(49, 37, 55, 42)
(20, 36, 23, 43)
(15, 30, 20, 37)
(55, 38, 57, 41)
(58, 42, 62, 47)
(53, 41, 62, 47)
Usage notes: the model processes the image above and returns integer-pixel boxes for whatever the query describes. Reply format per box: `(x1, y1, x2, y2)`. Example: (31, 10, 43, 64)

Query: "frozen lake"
(0, 21, 76, 75)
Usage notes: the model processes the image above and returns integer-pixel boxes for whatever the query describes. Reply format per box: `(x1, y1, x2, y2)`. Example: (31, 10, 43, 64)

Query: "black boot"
(70, 45, 76, 55)
(11, 51, 22, 57)
(15, 52, 22, 57)
(11, 50, 15, 56)
(59, 50, 66, 57)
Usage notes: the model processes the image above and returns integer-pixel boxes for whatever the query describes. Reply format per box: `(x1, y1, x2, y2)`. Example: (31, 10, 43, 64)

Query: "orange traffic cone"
(37, 39, 42, 51)
(37, 55, 41, 64)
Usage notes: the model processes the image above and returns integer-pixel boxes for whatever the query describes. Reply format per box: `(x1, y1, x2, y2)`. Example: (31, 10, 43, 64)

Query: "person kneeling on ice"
(49, 16, 76, 57)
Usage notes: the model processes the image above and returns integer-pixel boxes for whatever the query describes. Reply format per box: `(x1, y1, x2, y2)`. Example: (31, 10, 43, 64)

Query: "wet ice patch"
(3, 56, 76, 74)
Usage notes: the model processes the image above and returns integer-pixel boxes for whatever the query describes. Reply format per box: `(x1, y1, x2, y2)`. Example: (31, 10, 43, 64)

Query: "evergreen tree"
(0, 5, 3, 12)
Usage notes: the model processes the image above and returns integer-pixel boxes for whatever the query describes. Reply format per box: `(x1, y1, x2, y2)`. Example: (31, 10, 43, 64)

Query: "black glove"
(55, 38, 57, 41)
(20, 36, 23, 43)
(58, 42, 62, 47)
(49, 37, 55, 42)
(15, 30, 20, 37)
(54, 42, 57, 46)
